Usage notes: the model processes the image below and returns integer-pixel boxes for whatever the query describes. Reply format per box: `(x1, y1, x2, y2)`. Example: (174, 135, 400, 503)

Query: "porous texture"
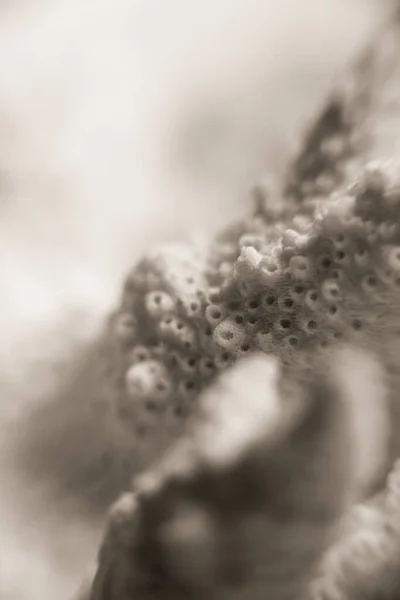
(111, 160, 400, 492)
(81, 7, 400, 599)
(106, 8, 400, 493)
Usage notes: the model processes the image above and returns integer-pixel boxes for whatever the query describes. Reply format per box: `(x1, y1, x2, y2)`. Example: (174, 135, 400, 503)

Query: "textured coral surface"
(0, 3, 388, 600)
(84, 8, 400, 600)
(104, 9, 400, 493)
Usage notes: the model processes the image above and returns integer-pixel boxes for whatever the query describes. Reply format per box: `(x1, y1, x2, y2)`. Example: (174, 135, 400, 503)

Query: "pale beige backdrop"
(0, 0, 384, 598)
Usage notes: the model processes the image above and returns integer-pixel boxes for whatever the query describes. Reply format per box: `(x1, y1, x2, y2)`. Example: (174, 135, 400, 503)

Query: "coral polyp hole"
(185, 381, 195, 390)
(265, 295, 276, 306)
(241, 343, 250, 352)
(336, 251, 345, 261)
(280, 319, 291, 329)
(307, 320, 317, 331)
(283, 299, 294, 309)
(352, 319, 363, 331)
(188, 358, 196, 367)
(234, 315, 244, 324)
(265, 262, 278, 273)
(248, 316, 258, 325)
(249, 300, 259, 309)
(294, 285, 304, 294)
(288, 336, 298, 347)
(329, 305, 338, 315)
(320, 257, 332, 269)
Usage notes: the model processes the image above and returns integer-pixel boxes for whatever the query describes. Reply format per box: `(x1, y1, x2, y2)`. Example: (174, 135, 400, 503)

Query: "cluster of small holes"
(112, 162, 400, 438)
(158, 316, 196, 350)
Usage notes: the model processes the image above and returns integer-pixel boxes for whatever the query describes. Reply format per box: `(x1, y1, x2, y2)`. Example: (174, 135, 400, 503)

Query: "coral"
(306, 459, 400, 600)
(78, 6, 400, 599)
(110, 157, 400, 497)
(102, 8, 400, 497)
(89, 353, 357, 600)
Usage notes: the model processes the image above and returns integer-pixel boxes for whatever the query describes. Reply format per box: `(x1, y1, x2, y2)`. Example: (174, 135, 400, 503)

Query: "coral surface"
(81, 6, 400, 600)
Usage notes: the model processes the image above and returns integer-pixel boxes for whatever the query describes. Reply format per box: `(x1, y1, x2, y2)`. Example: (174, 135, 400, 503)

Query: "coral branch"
(89, 353, 356, 600)
(110, 158, 400, 497)
(68, 7, 400, 598)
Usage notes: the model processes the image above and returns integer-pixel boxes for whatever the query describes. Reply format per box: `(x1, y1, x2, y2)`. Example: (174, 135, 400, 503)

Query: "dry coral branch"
(89, 354, 357, 600)
(72, 5, 400, 599)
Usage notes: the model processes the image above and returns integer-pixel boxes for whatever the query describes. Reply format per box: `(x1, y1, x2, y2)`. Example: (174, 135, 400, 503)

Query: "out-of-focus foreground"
(0, 1, 385, 598)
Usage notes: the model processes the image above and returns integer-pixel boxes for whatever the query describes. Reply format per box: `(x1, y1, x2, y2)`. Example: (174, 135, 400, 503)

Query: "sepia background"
(0, 0, 386, 598)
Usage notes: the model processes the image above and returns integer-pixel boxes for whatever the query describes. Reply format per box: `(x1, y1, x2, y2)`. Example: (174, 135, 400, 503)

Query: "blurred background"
(0, 0, 387, 598)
